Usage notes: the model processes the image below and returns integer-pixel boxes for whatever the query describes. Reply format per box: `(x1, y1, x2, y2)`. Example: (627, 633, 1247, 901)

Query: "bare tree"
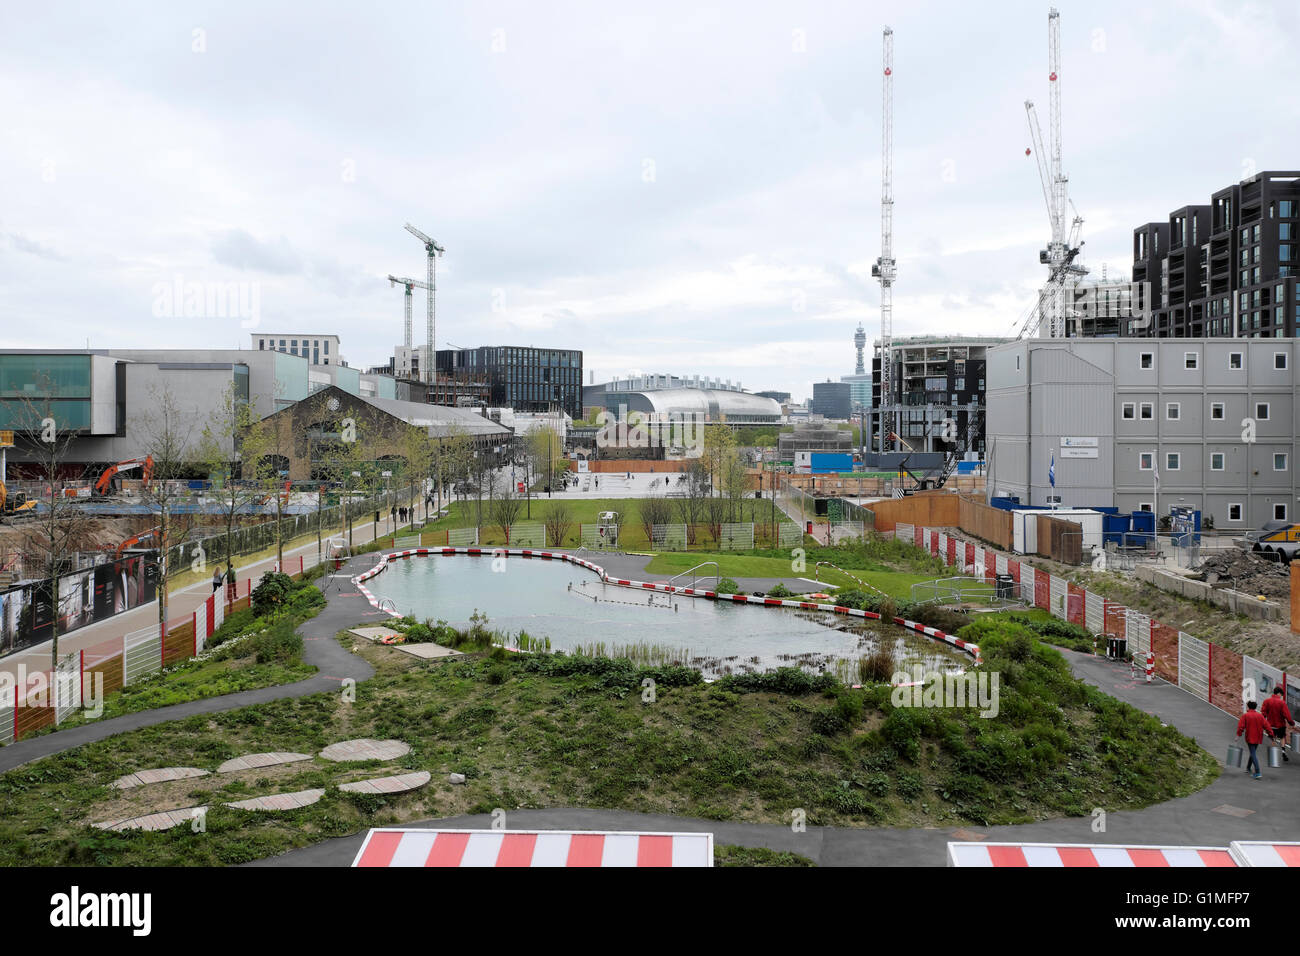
(675, 458, 711, 546)
(9, 385, 100, 671)
(489, 486, 524, 544)
(133, 384, 201, 643)
(196, 382, 263, 594)
(637, 495, 674, 544)
(543, 501, 575, 548)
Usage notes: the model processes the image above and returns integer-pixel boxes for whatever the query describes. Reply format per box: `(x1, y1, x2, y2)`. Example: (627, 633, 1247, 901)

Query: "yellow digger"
(0, 480, 38, 517)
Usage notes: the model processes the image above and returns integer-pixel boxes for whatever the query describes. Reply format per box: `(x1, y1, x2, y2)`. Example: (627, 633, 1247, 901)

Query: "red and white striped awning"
(1228, 842, 1300, 867)
(948, 842, 1238, 868)
(353, 829, 714, 867)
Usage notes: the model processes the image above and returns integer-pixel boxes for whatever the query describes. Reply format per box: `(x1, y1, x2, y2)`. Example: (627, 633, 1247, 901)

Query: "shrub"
(251, 571, 294, 616)
(715, 578, 740, 595)
(252, 621, 303, 664)
(857, 646, 896, 684)
(716, 667, 837, 696)
(767, 583, 794, 598)
(810, 710, 847, 736)
(486, 665, 510, 685)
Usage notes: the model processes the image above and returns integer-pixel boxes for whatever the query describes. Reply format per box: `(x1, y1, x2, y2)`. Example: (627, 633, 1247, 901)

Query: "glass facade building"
(437, 346, 583, 418)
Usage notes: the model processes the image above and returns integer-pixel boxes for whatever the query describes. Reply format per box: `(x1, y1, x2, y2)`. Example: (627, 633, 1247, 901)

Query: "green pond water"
(363, 554, 967, 678)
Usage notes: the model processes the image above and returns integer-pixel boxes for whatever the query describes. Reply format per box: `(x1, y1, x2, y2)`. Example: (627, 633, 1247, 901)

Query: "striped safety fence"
(948, 842, 1238, 868)
(353, 829, 714, 867)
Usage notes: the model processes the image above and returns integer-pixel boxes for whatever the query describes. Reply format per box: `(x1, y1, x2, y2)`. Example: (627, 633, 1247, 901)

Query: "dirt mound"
(1191, 548, 1291, 601)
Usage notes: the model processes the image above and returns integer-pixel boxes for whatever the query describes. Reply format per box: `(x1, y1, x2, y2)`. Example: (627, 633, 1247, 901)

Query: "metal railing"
(666, 561, 719, 591)
(910, 575, 1028, 609)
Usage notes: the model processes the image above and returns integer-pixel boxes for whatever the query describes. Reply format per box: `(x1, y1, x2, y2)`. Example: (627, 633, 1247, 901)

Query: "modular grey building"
(986, 338, 1298, 530)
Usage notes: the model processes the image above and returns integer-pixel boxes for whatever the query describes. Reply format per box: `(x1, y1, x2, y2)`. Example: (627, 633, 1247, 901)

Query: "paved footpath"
(0, 513, 401, 684)
(2, 540, 1295, 864)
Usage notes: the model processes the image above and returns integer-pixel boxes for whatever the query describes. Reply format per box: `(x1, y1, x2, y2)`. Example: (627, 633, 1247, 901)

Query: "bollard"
(1145, 650, 1155, 683)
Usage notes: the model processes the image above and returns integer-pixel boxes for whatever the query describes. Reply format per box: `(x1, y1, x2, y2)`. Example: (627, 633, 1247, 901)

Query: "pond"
(360, 553, 968, 679)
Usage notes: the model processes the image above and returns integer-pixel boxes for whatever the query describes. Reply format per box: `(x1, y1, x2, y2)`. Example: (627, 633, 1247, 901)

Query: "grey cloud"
(211, 230, 303, 275)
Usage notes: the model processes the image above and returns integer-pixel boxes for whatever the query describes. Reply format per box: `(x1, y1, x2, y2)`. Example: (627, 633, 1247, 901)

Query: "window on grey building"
(1275, 352, 1288, 369)
(1228, 503, 1242, 522)
(1210, 402, 1225, 420)
(1210, 452, 1225, 470)
(1255, 402, 1270, 420)
(1166, 403, 1180, 420)
(1140, 352, 1153, 369)
(1121, 402, 1135, 420)
(1139, 502, 1153, 513)
(1275, 452, 1288, 471)
(1275, 503, 1289, 521)
(1166, 452, 1180, 471)
(1229, 352, 1243, 369)
(1140, 402, 1153, 419)
(1183, 352, 1198, 370)
(1139, 452, 1153, 470)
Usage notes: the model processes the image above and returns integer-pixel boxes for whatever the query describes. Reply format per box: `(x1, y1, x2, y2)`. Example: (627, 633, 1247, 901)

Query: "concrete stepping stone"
(111, 767, 211, 790)
(319, 739, 409, 762)
(225, 788, 326, 812)
(216, 752, 313, 773)
(94, 806, 208, 832)
(338, 771, 430, 795)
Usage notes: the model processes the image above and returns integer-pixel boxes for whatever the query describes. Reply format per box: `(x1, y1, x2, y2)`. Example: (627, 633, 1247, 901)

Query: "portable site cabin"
(1011, 508, 1104, 555)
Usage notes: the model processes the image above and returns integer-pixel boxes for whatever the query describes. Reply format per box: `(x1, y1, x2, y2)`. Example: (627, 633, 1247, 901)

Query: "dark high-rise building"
(811, 381, 851, 419)
(1126, 171, 1300, 339)
(436, 346, 583, 418)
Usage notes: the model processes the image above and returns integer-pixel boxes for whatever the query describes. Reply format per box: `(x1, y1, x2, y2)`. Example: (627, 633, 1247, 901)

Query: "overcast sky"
(3, 1, 1298, 401)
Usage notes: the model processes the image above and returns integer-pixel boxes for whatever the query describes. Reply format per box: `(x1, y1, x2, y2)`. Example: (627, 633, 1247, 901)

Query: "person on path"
(212, 566, 224, 593)
(1237, 699, 1272, 779)
(1261, 687, 1295, 762)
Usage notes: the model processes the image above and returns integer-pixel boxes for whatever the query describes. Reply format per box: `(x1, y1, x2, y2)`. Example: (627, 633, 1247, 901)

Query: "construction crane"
(870, 26, 896, 455)
(1021, 8, 1087, 339)
(387, 274, 431, 350)
(403, 223, 445, 386)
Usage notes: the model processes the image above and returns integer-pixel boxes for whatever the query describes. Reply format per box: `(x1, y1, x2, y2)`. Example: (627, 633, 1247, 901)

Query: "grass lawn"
(0, 624, 1217, 866)
(414, 498, 799, 549)
(641, 552, 938, 599)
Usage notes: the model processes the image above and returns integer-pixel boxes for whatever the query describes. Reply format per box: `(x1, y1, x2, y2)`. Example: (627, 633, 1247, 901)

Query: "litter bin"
(995, 573, 1015, 600)
(1107, 636, 1127, 661)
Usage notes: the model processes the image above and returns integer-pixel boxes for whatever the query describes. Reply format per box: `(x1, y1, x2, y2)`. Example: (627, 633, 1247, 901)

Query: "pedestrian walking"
(1237, 699, 1273, 779)
(212, 566, 224, 593)
(1261, 687, 1295, 761)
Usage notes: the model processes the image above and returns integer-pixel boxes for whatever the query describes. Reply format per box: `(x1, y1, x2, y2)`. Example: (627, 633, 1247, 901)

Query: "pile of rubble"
(1190, 548, 1291, 601)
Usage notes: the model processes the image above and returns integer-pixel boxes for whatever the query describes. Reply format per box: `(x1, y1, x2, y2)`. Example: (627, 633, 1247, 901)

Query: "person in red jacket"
(1237, 700, 1273, 779)
(1261, 687, 1295, 762)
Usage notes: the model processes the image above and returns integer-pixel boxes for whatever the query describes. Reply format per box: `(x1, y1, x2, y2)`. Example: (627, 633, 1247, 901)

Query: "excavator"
(0, 480, 38, 517)
(94, 456, 154, 496)
(114, 527, 159, 557)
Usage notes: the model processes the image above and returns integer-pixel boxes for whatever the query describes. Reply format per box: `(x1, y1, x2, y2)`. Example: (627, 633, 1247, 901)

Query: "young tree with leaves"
(195, 382, 263, 594)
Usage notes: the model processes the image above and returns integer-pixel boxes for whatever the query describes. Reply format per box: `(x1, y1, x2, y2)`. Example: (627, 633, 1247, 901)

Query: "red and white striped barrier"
(1227, 842, 1300, 867)
(948, 842, 1238, 868)
(352, 828, 713, 867)
(352, 548, 981, 663)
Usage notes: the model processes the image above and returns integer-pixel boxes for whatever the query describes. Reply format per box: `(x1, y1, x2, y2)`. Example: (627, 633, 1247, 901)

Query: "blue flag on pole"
(1049, 452, 1056, 489)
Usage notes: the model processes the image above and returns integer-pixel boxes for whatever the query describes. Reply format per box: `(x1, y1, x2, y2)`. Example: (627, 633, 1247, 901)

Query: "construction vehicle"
(94, 456, 154, 496)
(115, 527, 159, 557)
(1247, 521, 1300, 562)
(0, 481, 38, 517)
(888, 433, 933, 493)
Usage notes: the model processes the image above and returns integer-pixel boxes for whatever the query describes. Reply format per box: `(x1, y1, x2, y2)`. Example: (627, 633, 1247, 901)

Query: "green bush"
(767, 583, 794, 598)
(716, 667, 837, 696)
(252, 622, 303, 664)
(715, 578, 740, 595)
(251, 571, 294, 616)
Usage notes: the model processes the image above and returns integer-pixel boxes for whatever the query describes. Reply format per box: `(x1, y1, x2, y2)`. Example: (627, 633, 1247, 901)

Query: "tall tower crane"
(1022, 8, 1086, 338)
(403, 223, 445, 385)
(870, 26, 896, 455)
(387, 275, 431, 351)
